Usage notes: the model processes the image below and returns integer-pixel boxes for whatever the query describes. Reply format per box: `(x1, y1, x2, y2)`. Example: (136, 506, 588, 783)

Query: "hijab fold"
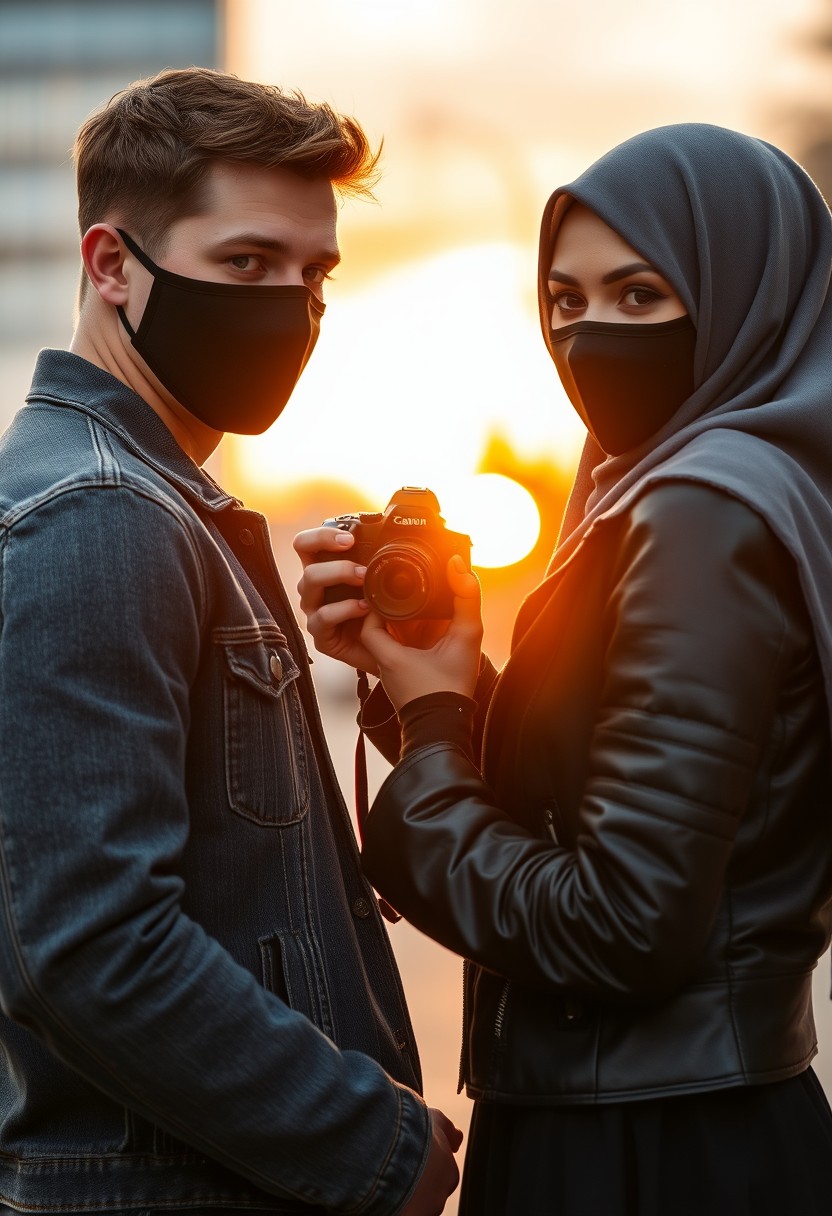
(536, 124, 832, 725)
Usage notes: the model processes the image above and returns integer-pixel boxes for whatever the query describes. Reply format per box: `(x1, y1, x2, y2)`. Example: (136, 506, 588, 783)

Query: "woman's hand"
(361, 556, 483, 710)
(293, 527, 378, 673)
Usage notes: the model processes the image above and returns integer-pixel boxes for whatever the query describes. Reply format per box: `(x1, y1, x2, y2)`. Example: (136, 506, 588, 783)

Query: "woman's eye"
(622, 285, 662, 308)
(551, 290, 586, 317)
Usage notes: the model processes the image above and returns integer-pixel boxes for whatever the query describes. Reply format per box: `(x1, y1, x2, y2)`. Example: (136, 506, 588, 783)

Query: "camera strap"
(355, 670, 402, 924)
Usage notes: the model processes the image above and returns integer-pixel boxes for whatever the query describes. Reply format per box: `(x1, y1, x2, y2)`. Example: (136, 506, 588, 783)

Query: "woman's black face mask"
(549, 315, 697, 456)
(115, 229, 324, 435)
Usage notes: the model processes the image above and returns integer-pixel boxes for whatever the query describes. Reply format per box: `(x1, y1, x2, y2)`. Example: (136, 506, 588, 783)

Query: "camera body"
(322, 486, 471, 621)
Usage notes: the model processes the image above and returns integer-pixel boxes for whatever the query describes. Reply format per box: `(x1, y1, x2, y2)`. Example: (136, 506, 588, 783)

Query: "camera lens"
(364, 543, 435, 619)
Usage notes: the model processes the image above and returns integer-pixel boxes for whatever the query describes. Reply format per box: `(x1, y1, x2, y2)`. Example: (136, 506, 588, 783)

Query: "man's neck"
(70, 322, 222, 466)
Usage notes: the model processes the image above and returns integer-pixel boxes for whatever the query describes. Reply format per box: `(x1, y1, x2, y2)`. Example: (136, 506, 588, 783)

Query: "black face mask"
(549, 316, 697, 455)
(115, 229, 325, 434)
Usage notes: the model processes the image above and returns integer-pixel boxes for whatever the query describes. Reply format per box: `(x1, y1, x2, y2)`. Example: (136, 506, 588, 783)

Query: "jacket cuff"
(399, 692, 476, 760)
(359, 1086, 432, 1216)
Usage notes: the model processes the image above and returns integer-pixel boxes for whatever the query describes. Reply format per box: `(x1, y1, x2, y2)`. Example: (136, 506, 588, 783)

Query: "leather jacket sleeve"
(362, 483, 800, 999)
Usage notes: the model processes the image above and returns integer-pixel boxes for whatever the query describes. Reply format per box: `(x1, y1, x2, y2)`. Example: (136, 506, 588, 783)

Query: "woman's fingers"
(292, 525, 354, 569)
(447, 553, 481, 599)
(292, 527, 377, 673)
(446, 555, 484, 641)
(296, 557, 366, 612)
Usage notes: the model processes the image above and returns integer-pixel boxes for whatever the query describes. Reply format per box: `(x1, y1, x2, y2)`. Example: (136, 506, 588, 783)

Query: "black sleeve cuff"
(399, 692, 477, 761)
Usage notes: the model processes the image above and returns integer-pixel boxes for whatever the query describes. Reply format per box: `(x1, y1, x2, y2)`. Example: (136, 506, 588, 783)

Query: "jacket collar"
(26, 349, 240, 514)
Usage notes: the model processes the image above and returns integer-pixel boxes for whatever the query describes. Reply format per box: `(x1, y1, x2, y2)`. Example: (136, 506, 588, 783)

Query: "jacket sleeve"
(0, 485, 428, 1215)
(362, 483, 796, 999)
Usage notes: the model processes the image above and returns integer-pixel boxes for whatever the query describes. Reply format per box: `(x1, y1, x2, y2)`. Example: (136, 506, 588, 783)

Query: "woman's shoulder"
(625, 477, 780, 553)
(611, 476, 798, 602)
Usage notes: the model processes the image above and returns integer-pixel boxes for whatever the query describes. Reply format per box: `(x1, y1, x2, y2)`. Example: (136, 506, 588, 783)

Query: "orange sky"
(222, 0, 823, 514)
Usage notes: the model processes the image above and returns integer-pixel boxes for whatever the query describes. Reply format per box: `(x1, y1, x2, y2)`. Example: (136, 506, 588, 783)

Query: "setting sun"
(225, 243, 583, 509)
(440, 472, 540, 568)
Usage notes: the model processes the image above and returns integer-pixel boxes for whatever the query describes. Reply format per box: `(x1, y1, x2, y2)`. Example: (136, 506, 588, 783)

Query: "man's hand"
(399, 1107, 464, 1215)
(361, 556, 483, 710)
(293, 527, 378, 673)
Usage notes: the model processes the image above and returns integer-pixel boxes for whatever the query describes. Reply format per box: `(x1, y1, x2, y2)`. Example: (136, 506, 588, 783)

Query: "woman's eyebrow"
(548, 268, 579, 286)
(601, 261, 656, 284)
(548, 261, 658, 287)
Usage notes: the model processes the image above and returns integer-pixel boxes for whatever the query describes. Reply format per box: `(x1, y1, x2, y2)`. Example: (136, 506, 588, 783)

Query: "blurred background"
(2, 1, 832, 1206)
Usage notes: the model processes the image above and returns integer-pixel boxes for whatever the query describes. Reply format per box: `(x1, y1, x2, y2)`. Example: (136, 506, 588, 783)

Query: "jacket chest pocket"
(217, 630, 310, 825)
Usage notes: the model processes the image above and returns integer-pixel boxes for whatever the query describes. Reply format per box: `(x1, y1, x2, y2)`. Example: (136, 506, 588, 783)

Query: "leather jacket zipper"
(457, 960, 468, 1094)
(494, 979, 510, 1040)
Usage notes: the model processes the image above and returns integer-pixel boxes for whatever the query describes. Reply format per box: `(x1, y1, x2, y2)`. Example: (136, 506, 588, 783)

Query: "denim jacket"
(0, 350, 429, 1213)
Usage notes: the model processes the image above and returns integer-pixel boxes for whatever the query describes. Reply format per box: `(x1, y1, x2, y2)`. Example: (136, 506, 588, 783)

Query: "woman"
(295, 124, 832, 1214)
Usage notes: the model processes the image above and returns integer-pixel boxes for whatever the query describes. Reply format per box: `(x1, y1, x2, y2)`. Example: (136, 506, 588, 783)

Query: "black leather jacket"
(362, 481, 832, 1104)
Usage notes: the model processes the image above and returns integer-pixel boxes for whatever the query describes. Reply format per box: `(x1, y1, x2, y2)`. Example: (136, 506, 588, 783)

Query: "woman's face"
(547, 202, 686, 329)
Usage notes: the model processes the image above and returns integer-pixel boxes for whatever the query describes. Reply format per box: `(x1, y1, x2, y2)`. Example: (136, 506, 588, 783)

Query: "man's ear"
(80, 224, 129, 306)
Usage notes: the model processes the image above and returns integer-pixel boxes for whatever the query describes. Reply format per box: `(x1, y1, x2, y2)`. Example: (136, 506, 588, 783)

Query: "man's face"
(124, 159, 341, 321)
(107, 159, 340, 454)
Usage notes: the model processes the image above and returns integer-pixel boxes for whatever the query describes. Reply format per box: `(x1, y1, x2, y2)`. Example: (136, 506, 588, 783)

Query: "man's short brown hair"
(74, 66, 380, 255)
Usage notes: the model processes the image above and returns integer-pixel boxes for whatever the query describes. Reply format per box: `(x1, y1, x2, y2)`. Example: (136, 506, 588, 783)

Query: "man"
(0, 67, 460, 1214)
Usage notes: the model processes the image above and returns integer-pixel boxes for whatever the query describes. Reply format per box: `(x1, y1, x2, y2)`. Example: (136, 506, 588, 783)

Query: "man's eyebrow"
(213, 231, 341, 266)
(548, 261, 658, 286)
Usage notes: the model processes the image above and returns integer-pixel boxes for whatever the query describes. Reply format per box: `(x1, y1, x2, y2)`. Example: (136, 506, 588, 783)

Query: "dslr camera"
(322, 486, 471, 621)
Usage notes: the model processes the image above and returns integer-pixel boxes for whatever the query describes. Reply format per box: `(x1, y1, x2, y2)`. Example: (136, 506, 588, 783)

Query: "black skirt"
(459, 1069, 832, 1216)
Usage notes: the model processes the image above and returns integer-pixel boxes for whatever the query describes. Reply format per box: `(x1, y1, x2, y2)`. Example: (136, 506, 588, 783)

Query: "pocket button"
(269, 652, 284, 682)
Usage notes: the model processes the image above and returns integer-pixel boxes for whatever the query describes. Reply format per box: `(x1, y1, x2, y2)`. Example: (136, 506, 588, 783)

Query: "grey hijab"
(537, 123, 832, 709)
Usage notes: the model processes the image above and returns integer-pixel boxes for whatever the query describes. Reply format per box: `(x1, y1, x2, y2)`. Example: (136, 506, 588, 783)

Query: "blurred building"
(0, 0, 224, 428)
(792, 2, 832, 203)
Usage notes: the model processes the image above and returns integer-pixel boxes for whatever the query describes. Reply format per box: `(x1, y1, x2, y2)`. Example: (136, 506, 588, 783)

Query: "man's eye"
(303, 266, 329, 286)
(229, 255, 257, 271)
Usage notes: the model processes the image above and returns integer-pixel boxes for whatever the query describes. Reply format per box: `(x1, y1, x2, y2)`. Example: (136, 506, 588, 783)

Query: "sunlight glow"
(227, 244, 583, 506)
(440, 473, 540, 569)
